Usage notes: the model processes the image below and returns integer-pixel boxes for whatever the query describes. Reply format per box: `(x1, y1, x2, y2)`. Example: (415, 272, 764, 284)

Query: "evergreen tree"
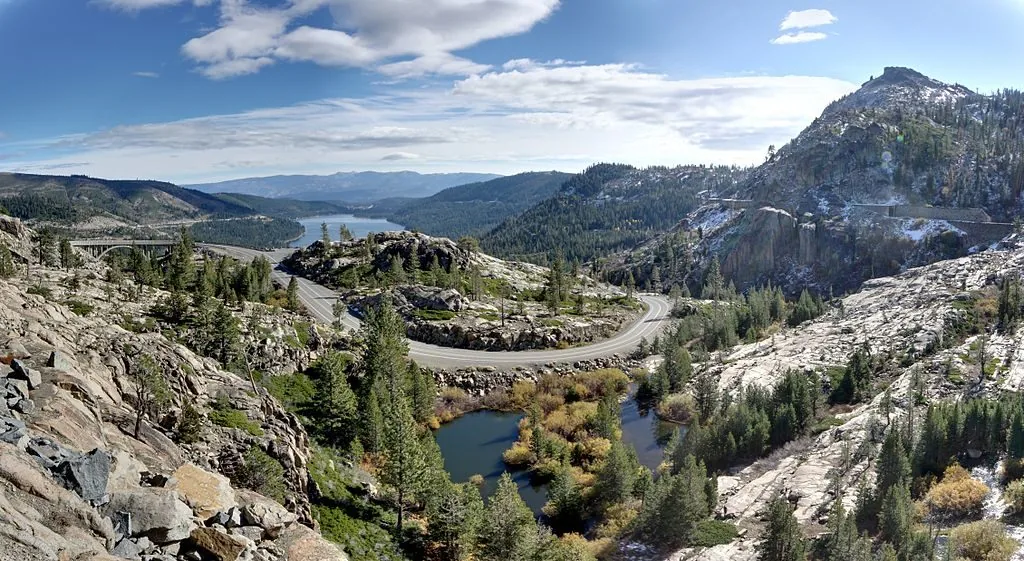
(625, 270, 635, 299)
(820, 497, 872, 561)
(286, 277, 300, 311)
(478, 473, 540, 561)
(339, 223, 353, 242)
(311, 352, 358, 447)
(594, 440, 638, 509)
(407, 361, 436, 424)
(664, 346, 692, 392)
(389, 255, 407, 286)
(427, 482, 484, 561)
(129, 353, 171, 439)
(33, 227, 56, 267)
(544, 466, 585, 534)
(703, 257, 723, 300)
(635, 455, 710, 548)
(58, 238, 76, 270)
(211, 302, 240, 365)
(320, 222, 331, 257)
(167, 227, 195, 292)
(379, 378, 428, 535)
(595, 389, 620, 441)
(0, 243, 14, 278)
(693, 372, 719, 422)
(758, 495, 806, 561)
(879, 484, 913, 546)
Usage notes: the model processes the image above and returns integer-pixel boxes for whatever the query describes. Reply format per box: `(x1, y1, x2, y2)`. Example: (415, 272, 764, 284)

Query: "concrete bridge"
(70, 239, 179, 259)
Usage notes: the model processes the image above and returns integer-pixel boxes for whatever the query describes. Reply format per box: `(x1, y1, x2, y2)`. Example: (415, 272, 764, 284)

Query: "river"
(291, 214, 405, 248)
(435, 391, 680, 514)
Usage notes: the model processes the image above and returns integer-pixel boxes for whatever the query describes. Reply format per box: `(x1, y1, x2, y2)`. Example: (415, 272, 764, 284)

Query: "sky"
(1, 0, 1023, 185)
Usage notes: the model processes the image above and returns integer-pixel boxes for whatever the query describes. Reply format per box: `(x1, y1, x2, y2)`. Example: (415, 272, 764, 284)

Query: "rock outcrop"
(0, 260, 349, 560)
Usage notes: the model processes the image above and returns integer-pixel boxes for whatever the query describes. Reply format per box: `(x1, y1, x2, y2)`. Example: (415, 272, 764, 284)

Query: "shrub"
(509, 380, 536, 409)
(65, 299, 94, 316)
(1005, 479, 1024, 514)
(234, 446, 287, 502)
(536, 392, 566, 415)
(175, 403, 204, 444)
(261, 372, 316, 413)
(924, 464, 989, 518)
(948, 520, 1018, 561)
(292, 321, 312, 348)
(502, 442, 533, 467)
(27, 285, 53, 300)
(689, 519, 740, 547)
(412, 309, 456, 321)
(468, 474, 485, 487)
(656, 394, 696, 424)
(209, 399, 265, 436)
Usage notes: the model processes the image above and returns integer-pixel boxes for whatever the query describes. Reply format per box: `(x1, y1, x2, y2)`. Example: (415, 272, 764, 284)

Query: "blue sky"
(1, 0, 1023, 184)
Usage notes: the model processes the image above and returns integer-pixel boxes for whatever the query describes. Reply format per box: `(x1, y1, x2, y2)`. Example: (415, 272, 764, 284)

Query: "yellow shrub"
(545, 402, 597, 439)
(587, 537, 616, 560)
(593, 503, 638, 539)
(502, 443, 534, 467)
(557, 533, 598, 561)
(656, 393, 696, 423)
(1005, 479, 1024, 514)
(537, 392, 566, 415)
(510, 380, 537, 409)
(577, 436, 612, 468)
(949, 520, 1018, 561)
(577, 368, 629, 397)
(924, 464, 989, 517)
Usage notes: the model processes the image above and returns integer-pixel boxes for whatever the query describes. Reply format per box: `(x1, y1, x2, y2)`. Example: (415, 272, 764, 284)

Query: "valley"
(3, 64, 1024, 561)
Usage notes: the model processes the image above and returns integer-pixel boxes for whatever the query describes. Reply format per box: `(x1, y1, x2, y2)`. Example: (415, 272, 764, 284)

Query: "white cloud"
(4, 62, 858, 183)
(98, 0, 212, 10)
(381, 152, 421, 161)
(377, 53, 491, 78)
(132, 71, 160, 78)
(779, 9, 837, 30)
(166, 0, 559, 78)
(771, 32, 828, 45)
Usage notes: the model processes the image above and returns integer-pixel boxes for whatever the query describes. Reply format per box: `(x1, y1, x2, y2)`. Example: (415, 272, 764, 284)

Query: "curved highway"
(202, 244, 672, 369)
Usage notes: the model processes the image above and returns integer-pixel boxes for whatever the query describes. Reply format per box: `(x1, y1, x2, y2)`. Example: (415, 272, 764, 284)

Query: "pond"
(435, 389, 680, 514)
(291, 214, 405, 248)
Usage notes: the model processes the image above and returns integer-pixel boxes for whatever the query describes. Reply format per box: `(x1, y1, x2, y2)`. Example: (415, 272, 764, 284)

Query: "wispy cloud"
(771, 32, 829, 45)
(132, 71, 160, 78)
(97, 0, 212, 11)
(153, 0, 560, 79)
(779, 9, 837, 30)
(3, 61, 858, 182)
(772, 9, 836, 45)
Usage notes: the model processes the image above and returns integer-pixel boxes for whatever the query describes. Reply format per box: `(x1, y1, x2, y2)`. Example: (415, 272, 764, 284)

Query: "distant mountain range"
(186, 171, 503, 202)
(360, 172, 572, 239)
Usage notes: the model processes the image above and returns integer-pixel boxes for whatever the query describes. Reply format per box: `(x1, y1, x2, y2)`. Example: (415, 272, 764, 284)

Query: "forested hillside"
(481, 164, 746, 264)
(0, 172, 251, 224)
(211, 192, 352, 218)
(370, 171, 571, 239)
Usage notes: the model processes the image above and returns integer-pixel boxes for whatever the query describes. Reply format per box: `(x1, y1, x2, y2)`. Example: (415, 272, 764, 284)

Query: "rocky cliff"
(668, 234, 1024, 561)
(0, 225, 348, 560)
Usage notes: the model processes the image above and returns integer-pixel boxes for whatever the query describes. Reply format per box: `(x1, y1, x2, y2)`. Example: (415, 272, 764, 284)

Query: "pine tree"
(703, 257, 723, 300)
(33, 227, 55, 267)
(625, 270, 635, 299)
(58, 238, 76, 270)
(129, 354, 171, 439)
(167, 227, 195, 292)
(379, 377, 428, 535)
(286, 277, 300, 311)
(0, 243, 14, 278)
(212, 302, 240, 365)
(478, 473, 540, 561)
(543, 466, 585, 534)
(312, 352, 358, 447)
(389, 255, 407, 286)
(664, 346, 692, 392)
(339, 223, 353, 242)
(427, 482, 484, 561)
(820, 497, 872, 561)
(879, 484, 913, 546)
(693, 372, 719, 422)
(758, 494, 806, 561)
(594, 440, 638, 509)
(320, 222, 331, 257)
(407, 361, 436, 424)
(594, 389, 620, 440)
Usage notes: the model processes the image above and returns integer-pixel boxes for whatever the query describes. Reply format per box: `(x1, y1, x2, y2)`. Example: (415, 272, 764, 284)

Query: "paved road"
(202, 244, 672, 369)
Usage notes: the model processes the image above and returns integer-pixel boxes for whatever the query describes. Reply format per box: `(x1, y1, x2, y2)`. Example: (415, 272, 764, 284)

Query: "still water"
(435, 392, 679, 514)
(291, 214, 405, 248)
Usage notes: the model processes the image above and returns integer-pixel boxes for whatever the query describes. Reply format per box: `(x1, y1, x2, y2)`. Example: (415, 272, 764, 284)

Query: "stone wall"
(893, 205, 992, 222)
(949, 220, 1016, 247)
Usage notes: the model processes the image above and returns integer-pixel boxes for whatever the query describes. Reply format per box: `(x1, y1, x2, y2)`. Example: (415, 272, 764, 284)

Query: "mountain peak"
(826, 67, 975, 115)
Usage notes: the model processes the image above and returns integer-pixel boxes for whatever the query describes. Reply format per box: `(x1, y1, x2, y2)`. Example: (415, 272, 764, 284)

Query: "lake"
(291, 214, 405, 248)
(435, 390, 680, 515)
